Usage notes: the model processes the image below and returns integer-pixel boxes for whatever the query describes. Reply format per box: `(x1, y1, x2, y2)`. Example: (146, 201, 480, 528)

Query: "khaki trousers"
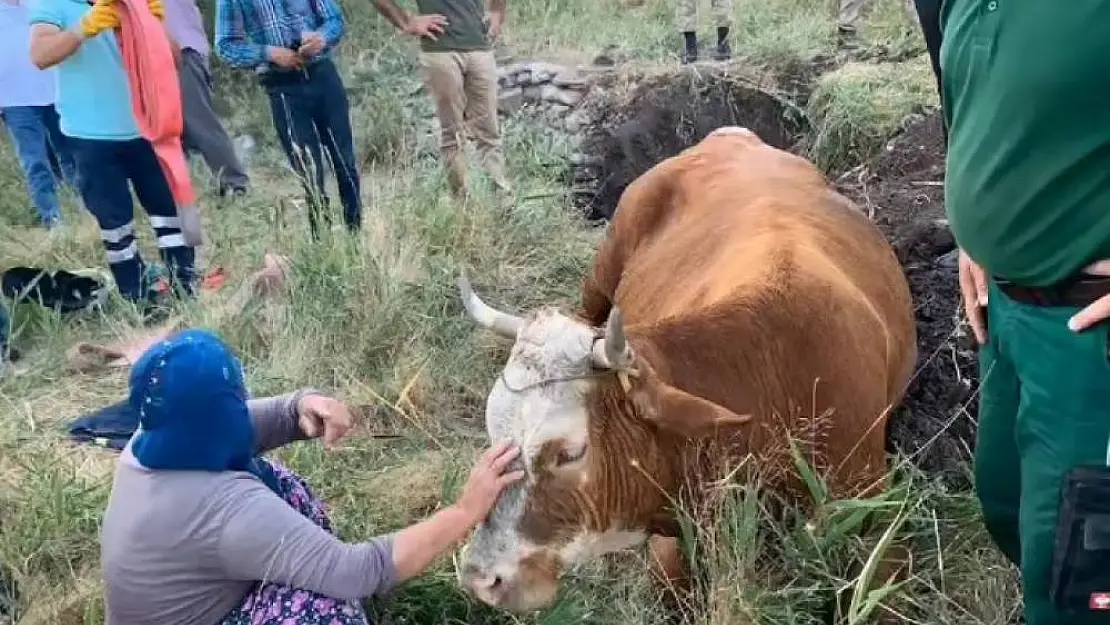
(675, 0, 732, 32)
(419, 50, 508, 197)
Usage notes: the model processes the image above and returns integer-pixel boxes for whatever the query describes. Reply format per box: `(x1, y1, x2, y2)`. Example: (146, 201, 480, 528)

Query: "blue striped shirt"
(214, 0, 345, 71)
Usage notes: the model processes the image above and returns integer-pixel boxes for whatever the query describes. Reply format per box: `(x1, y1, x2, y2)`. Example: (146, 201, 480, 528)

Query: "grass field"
(0, 0, 1019, 623)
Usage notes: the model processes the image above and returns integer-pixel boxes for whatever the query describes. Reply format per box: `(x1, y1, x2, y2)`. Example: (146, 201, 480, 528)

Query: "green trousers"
(976, 280, 1110, 624)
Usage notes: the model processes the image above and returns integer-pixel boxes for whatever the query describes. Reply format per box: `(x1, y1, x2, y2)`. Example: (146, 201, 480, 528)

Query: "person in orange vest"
(27, 0, 196, 319)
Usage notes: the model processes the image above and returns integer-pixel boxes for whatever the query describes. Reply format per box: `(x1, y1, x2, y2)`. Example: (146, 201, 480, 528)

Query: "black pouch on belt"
(1050, 465, 1110, 612)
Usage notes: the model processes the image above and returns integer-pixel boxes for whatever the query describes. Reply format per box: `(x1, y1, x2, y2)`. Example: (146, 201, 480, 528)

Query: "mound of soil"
(571, 67, 809, 221)
(836, 113, 978, 481)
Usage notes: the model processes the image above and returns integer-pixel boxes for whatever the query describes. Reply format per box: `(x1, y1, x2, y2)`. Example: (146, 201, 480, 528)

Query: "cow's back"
(581, 130, 916, 497)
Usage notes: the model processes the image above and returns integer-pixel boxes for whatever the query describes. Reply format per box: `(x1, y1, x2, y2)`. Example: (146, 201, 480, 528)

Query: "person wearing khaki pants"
(674, 0, 732, 64)
(373, 0, 509, 200)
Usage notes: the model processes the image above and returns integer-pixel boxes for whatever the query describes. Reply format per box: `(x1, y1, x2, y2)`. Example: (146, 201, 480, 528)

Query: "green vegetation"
(0, 0, 1003, 623)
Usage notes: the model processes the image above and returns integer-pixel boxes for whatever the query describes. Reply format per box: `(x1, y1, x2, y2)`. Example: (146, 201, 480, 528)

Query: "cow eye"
(556, 444, 587, 466)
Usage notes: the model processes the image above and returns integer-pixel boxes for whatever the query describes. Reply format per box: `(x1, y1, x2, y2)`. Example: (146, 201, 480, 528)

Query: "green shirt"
(414, 0, 490, 52)
(941, 0, 1110, 287)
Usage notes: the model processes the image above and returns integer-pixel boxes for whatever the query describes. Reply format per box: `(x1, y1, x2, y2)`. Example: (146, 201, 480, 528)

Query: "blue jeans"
(0, 105, 78, 224)
(69, 137, 195, 301)
(262, 58, 361, 237)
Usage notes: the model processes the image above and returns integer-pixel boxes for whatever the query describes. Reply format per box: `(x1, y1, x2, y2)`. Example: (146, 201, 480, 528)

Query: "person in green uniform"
(942, 0, 1110, 623)
(372, 0, 510, 200)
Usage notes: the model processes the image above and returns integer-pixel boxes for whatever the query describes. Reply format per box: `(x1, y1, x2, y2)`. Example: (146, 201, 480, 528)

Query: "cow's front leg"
(648, 534, 689, 592)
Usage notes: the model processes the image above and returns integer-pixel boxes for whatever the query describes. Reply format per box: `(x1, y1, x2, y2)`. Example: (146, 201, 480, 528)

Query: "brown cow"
(454, 126, 917, 613)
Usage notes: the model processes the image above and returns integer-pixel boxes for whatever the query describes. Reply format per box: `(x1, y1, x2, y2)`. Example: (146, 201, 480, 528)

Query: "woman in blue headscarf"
(100, 328, 523, 625)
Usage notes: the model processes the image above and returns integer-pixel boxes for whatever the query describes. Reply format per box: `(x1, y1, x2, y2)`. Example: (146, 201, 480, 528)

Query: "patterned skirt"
(218, 459, 371, 625)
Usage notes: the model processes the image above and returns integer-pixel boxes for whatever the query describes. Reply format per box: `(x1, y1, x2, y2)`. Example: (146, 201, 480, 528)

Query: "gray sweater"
(100, 391, 397, 625)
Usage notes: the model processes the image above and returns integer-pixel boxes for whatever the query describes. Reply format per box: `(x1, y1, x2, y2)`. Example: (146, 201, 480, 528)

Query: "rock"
(541, 84, 585, 107)
(549, 104, 571, 117)
(499, 74, 517, 89)
(521, 61, 567, 83)
(498, 87, 524, 114)
(521, 85, 543, 102)
(592, 44, 627, 67)
(564, 110, 591, 134)
(570, 152, 602, 166)
(516, 69, 533, 86)
(935, 249, 959, 270)
(552, 72, 589, 89)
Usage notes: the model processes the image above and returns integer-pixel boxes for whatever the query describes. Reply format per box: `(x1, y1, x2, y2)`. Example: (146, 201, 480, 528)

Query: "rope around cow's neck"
(498, 369, 609, 393)
(498, 367, 640, 393)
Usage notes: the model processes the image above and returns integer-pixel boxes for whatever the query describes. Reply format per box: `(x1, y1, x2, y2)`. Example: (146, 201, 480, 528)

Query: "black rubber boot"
(682, 31, 698, 64)
(714, 26, 732, 60)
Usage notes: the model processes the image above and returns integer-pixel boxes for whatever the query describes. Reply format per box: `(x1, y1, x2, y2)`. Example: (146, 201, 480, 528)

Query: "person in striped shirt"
(214, 0, 361, 238)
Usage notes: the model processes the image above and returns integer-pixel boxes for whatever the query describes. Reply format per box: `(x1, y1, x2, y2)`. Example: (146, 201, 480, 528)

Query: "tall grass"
(805, 56, 937, 172)
(0, 0, 994, 623)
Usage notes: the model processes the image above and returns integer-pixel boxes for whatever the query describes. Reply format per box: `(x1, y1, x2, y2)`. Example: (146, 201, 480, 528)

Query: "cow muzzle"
(458, 551, 563, 613)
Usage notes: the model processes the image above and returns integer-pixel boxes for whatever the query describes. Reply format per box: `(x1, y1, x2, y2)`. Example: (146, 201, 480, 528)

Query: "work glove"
(147, 0, 164, 19)
(78, 0, 119, 38)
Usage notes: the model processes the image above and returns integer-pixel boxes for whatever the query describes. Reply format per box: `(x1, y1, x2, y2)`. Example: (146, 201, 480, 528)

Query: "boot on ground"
(714, 26, 732, 60)
(682, 31, 698, 64)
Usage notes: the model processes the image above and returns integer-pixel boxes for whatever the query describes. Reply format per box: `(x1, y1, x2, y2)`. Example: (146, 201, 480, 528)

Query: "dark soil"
(571, 69, 977, 480)
(571, 68, 809, 221)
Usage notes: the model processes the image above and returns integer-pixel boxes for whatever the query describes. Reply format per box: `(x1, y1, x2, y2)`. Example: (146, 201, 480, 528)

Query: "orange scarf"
(113, 0, 204, 246)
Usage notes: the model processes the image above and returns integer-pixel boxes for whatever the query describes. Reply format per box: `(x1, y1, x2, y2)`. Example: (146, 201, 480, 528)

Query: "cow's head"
(455, 274, 751, 613)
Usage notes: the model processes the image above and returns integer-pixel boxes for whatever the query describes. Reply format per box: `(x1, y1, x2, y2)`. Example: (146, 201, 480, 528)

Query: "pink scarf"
(113, 0, 204, 246)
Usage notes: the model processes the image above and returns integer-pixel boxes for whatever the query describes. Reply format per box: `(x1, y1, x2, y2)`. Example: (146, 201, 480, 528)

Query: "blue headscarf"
(127, 328, 281, 494)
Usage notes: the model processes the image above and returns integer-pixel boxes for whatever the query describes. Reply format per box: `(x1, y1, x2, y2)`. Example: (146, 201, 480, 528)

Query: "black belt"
(258, 58, 329, 89)
(996, 274, 1110, 308)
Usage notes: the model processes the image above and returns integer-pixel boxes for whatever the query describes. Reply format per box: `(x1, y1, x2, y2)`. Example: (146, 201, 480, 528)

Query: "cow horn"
(592, 307, 635, 369)
(457, 271, 525, 339)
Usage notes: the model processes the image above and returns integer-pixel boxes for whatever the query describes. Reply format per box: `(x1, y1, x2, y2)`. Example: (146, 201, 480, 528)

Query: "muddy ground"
(571, 71, 977, 482)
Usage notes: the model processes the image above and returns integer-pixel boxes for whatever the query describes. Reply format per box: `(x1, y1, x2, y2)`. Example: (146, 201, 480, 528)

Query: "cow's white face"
(484, 309, 597, 470)
(457, 307, 650, 613)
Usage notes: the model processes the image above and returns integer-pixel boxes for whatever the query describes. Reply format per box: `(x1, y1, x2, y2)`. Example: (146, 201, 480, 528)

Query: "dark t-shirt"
(415, 0, 490, 52)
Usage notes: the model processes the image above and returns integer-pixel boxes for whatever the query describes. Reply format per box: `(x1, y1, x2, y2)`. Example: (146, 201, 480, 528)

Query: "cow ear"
(633, 378, 752, 438)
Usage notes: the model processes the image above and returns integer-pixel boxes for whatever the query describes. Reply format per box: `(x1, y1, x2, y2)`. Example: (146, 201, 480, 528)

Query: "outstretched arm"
(486, 0, 505, 40)
(217, 478, 399, 600)
(372, 0, 410, 30)
(218, 441, 524, 598)
(249, 390, 356, 453)
(248, 390, 317, 453)
(372, 0, 447, 39)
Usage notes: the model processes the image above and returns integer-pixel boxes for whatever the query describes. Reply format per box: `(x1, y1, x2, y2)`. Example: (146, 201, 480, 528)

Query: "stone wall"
(496, 61, 593, 134)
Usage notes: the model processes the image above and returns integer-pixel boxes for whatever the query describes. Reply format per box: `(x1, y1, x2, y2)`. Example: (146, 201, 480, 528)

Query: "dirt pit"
(570, 67, 809, 221)
(570, 69, 977, 481)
